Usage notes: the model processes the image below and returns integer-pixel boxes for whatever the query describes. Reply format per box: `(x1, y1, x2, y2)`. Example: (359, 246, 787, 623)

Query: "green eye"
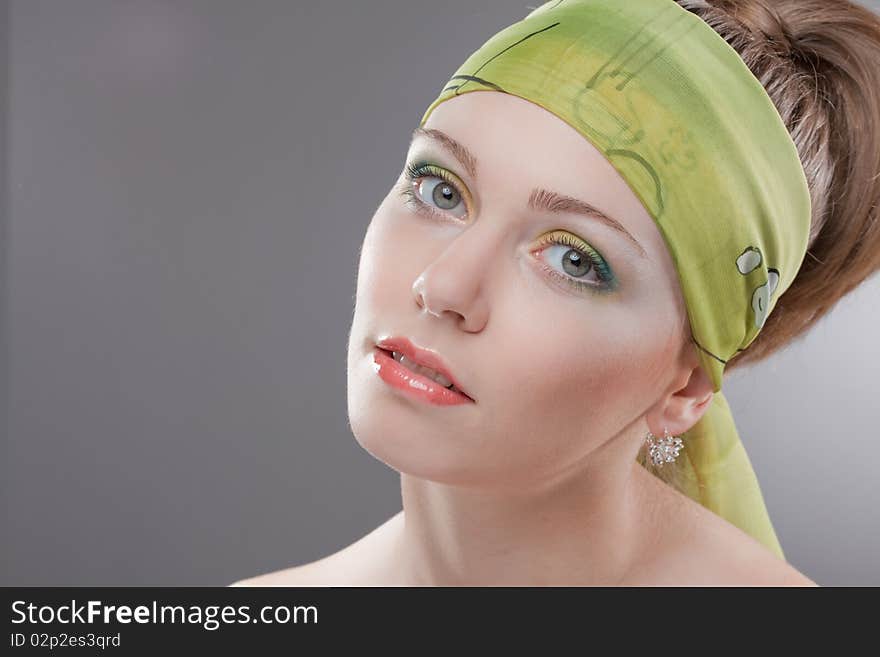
(532, 230, 617, 295)
(399, 162, 469, 219)
(396, 164, 617, 296)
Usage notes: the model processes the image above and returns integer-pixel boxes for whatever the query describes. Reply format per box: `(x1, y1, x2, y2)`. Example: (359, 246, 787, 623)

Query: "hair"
(637, 0, 880, 488)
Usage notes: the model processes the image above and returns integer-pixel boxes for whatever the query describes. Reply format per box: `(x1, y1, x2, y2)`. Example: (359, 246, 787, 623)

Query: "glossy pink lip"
(375, 336, 474, 402)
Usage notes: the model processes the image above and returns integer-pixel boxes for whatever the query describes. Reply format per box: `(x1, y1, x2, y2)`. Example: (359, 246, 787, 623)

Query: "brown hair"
(638, 0, 880, 485)
(679, 0, 880, 373)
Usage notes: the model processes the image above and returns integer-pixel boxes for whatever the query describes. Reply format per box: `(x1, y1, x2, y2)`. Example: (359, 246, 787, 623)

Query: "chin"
(345, 396, 487, 487)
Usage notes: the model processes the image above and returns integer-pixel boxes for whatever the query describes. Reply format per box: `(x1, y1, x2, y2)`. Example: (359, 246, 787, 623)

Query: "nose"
(411, 232, 491, 333)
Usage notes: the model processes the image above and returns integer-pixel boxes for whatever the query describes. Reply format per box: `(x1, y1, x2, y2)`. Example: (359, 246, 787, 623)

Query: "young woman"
(233, 0, 879, 586)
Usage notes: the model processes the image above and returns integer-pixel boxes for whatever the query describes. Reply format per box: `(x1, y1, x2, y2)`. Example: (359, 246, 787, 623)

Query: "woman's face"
(347, 91, 695, 490)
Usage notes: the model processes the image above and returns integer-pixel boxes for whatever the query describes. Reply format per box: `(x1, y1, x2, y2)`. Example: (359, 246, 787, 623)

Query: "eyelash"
(398, 161, 617, 295)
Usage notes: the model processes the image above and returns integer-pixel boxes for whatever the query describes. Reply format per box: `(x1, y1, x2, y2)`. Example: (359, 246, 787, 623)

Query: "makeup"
(400, 161, 619, 296)
(372, 347, 474, 406)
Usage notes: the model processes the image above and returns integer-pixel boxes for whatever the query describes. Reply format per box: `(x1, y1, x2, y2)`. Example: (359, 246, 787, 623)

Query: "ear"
(645, 360, 715, 437)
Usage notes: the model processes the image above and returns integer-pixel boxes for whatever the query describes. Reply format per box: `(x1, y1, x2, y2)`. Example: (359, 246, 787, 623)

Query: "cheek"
(354, 205, 427, 312)
(489, 271, 680, 408)
(489, 314, 634, 428)
(476, 297, 676, 467)
(488, 290, 640, 399)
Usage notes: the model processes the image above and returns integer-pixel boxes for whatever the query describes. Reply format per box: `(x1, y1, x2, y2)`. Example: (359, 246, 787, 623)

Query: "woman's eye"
(532, 231, 617, 295)
(540, 244, 603, 284)
(400, 162, 468, 219)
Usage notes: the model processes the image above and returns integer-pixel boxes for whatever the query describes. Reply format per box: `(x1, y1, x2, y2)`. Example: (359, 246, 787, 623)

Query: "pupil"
(562, 249, 591, 277)
(432, 182, 459, 210)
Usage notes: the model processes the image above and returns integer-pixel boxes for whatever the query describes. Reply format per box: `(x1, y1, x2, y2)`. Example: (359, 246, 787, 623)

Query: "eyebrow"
(410, 127, 648, 259)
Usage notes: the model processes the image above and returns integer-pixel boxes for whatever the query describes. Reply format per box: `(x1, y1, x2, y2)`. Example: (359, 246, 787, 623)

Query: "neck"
(388, 423, 666, 586)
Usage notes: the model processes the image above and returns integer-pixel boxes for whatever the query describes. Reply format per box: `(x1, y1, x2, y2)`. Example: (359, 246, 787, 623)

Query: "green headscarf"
(418, 0, 811, 560)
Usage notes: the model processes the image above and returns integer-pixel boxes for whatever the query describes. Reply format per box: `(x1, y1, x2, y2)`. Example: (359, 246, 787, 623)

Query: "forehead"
(418, 91, 665, 254)
(416, 90, 690, 325)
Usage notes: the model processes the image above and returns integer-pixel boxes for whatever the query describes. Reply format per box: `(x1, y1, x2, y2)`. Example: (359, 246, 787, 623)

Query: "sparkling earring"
(645, 426, 684, 466)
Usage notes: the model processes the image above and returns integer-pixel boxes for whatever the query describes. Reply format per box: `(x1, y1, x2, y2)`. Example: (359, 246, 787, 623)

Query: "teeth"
(391, 351, 456, 389)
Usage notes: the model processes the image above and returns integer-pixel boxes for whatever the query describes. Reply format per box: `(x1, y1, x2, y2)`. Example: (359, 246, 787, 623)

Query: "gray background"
(3, 0, 878, 586)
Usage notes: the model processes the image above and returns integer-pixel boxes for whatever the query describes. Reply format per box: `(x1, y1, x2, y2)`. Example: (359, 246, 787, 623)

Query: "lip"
(374, 336, 475, 403)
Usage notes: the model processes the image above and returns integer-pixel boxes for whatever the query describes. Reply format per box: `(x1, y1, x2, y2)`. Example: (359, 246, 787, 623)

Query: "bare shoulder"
(228, 512, 404, 587)
(628, 472, 817, 586)
(697, 520, 818, 586)
(641, 501, 817, 586)
(228, 553, 338, 587)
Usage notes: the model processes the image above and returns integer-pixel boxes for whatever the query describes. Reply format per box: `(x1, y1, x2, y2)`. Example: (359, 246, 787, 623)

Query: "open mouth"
(377, 347, 470, 398)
